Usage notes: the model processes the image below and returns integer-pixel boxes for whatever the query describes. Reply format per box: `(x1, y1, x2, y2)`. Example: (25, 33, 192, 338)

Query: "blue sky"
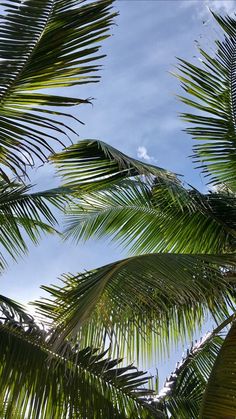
(2, 0, 236, 385)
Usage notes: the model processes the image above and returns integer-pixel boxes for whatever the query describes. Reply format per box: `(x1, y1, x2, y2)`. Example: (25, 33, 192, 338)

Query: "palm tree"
(0, 1, 161, 417)
(41, 138, 236, 417)
(1, 1, 236, 418)
(35, 11, 236, 418)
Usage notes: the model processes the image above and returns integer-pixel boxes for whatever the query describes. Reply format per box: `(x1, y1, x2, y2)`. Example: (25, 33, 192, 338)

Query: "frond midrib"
(0, 323, 152, 412)
(0, 0, 55, 107)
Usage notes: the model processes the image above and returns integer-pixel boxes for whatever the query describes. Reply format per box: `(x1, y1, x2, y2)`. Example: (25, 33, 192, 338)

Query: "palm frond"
(200, 319, 236, 417)
(0, 181, 69, 264)
(63, 177, 236, 255)
(51, 139, 178, 191)
(0, 314, 161, 418)
(35, 253, 236, 362)
(151, 178, 236, 253)
(0, 294, 34, 326)
(154, 314, 235, 418)
(0, 1, 116, 176)
(175, 12, 236, 190)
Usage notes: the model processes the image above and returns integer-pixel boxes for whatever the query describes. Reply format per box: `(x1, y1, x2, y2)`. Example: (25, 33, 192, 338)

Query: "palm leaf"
(35, 253, 236, 361)
(0, 1, 116, 177)
(0, 181, 69, 264)
(51, 139, 178, 191)
(0, 294, 34, 326)
(199, 318, 236, 417)
(0, 315, 161, 418)
(62, 177, 236, 255)
(52, 140, 236, 254)
(175, 12, 236, 190)
(155, 315, 235, 418)
(156, 338, 223, 418)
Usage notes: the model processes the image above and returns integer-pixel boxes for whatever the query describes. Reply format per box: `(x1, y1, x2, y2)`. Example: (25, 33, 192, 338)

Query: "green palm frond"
(63, 177, 236, 255)
(51, 139, 178, 191)
(151, 178, 236, 253)
(200, 319, 236, 417)
(175, 13, 236, 190)
(0, 1, 116, 177)
(0, 294, 34, 325)
(0, 317, 161, 418)
(0, 181, 69, 264)
(154, 314, 235, 418)
(35, 253, 236, 361)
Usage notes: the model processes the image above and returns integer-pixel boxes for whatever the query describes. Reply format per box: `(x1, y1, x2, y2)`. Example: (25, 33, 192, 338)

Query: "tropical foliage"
(1, 1, 236, 418)
(46, 10, 236, 418)
(0, 0, 115, 178)
(0, 297, 158, 418)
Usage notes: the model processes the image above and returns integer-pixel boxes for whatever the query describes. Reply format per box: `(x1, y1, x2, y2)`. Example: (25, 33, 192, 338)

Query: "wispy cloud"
(205, 0, 235, 14)
(180, 0, 235, 19)
(137, 146, 152, 161)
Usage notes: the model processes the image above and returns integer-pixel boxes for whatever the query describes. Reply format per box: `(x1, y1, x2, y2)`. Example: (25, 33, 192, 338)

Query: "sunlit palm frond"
(35, 253, 236, 362)
(0, 1, 116, 177)
(154, 314, 236, 418)
(199, 318, 236, 417)
(157, 336, 223, 418)
(62, 176, 236, 255)
(175, 12, 236, 190)
(151, 178, 236, 253)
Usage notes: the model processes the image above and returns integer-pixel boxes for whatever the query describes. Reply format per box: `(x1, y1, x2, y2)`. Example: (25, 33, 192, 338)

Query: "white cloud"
(206, 0, 235, 15)
(137, 146, 152, 161)
(180, 0, 235, 19)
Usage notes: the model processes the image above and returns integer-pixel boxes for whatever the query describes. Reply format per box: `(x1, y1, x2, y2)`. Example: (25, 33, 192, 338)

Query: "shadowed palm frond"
(0, 310, 161, 419)
(0, 1, 116, 177)
(0, 294, 34, 326)
(0, 181, 70, 264)
(175, 13, 236, 190)
(35, 253, 236, 362)
(51, 139, 178, 191)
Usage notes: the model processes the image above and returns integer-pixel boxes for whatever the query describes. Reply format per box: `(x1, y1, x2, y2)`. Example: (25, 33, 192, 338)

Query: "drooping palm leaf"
(51, 139, 178, 191)
(0, 181, 69, 264)
(175, 13, 236, 190)
(0, 1, 116, 177)
(0, 313, 161, 418)
(35, 253, 236, 361)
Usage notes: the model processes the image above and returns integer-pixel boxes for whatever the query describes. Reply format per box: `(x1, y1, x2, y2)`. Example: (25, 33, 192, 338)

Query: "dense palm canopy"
(1, 1, 236, 418)
(0, 298, 159, 418)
